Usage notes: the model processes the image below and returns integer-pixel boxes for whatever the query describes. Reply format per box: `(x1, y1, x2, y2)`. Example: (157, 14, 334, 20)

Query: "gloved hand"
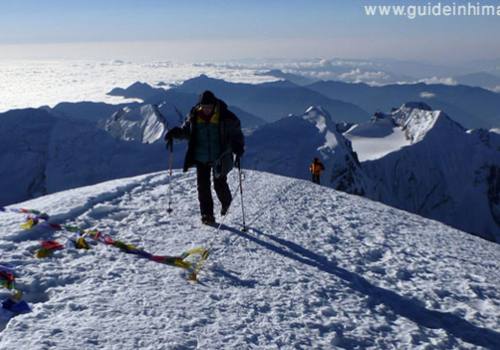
(234, 155, 241, 168)
(233, 144, 244, 158)
(165, 127, 182, 142)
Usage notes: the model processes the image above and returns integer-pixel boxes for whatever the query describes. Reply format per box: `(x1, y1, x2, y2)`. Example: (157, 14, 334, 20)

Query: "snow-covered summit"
(0, 170, 499, 349)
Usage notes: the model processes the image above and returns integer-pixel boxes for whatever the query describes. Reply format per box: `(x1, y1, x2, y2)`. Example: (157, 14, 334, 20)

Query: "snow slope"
(1, 170, 499, 349)
(345, 115, 411, 162)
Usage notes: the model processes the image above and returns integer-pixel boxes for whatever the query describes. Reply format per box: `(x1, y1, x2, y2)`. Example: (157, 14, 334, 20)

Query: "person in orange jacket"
(309, 157, 325, 184)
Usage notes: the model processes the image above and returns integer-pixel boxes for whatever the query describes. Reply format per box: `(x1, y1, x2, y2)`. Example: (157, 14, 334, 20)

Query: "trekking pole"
(166, 139, 174, 213)
(237, 159, 247, 232)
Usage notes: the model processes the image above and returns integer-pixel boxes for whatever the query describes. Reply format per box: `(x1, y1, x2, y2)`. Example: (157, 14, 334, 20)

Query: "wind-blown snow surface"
(1, 171, 499, 349)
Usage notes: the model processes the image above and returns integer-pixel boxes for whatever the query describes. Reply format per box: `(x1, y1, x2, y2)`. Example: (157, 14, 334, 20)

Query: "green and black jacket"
(174, 99, 244, 177)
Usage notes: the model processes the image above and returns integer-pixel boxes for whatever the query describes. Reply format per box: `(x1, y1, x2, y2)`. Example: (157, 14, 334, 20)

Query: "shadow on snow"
(221, 224, 500, 349)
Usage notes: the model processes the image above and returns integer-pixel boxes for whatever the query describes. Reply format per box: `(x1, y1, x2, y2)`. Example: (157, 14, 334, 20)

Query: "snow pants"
(196, 162, 232, 217)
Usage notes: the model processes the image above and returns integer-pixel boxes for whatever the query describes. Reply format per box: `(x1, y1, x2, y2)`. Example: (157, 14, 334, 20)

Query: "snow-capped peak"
(105, 104, 167, 143)
(390, 103, 464, 144)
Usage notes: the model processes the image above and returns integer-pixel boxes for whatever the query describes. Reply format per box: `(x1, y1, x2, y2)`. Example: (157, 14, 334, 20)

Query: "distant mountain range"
(453, 72, 500, 92)
(307, 80, 500, 129)
(255, 69, 317, 86)
(107, 76, 500, 129)
(105, 76, 369, 124)
(171, 74, 370, 123)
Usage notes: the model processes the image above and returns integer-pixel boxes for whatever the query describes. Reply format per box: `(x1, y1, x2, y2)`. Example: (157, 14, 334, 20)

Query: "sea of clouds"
(0, 58, 473, 112)
(0, 59, 279, 112)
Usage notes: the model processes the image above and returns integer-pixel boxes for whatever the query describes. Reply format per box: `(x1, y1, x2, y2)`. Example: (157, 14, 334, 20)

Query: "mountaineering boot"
(220, 201, 231, 216)
(201, 214, 216, 225)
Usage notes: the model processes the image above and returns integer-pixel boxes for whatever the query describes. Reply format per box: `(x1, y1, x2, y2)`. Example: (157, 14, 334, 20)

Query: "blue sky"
(1, 0, 499, 62)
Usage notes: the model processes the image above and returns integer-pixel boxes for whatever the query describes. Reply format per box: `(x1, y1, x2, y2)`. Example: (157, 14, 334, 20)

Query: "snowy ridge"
(246, 106, 367, 194)
(0, 170, 499, 349)
(303, 106, 337, 134)
(301, 107, 366, 194)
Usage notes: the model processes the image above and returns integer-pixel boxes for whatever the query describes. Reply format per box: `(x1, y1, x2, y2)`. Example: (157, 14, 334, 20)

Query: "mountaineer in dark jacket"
(165, 90, 245, 225)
